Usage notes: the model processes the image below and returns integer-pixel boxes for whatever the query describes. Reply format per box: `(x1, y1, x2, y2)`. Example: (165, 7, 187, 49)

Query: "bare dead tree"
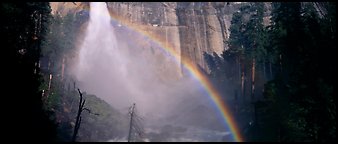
(128, 103, 145, 142)
(128, 103, 135, 142)
(71, 88, 100, 142)
(72, 88, 86, 142)
(83, 108, 100, 116)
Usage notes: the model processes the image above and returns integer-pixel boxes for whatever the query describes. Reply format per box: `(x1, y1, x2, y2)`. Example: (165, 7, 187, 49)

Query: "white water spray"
(73, 2, 231, 141)
(76, 2, 135, 109)
(75, 2, 191, 117)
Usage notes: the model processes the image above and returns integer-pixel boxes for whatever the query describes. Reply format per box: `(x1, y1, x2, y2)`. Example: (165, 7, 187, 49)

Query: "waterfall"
(76, 2, 133, 109)
(73, 2, 229, 141)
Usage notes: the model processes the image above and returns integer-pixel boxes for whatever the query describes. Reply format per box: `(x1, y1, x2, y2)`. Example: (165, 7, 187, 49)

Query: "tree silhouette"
(72, 88, 99, 142)
(127, 103, 145, 142)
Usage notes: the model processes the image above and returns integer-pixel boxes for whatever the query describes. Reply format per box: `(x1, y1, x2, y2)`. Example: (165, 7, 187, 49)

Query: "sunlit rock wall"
(50, 2, 271, 80)
(106, 2, 237, 76)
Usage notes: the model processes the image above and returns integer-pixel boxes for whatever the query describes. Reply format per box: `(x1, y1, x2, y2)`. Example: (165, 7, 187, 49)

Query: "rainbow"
(81, 3, 244, 141)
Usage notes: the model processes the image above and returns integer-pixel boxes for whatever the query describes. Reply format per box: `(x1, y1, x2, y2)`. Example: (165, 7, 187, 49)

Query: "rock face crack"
(51, 2, 271, 76)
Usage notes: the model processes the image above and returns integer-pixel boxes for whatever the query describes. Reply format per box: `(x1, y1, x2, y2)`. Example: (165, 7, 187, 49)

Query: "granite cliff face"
(105, 2, 241, 76)
(50, 2, 270, 79)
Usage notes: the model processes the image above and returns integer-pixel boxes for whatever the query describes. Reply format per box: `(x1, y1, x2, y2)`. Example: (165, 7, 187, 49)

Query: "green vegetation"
(0, 2, 128, 141)
(204, 2, 336, 142)
(37, 7, 129, 142)
(1, 2, 335, 142)
(77, 94, 129, 142)
(1, 2, 57, 142)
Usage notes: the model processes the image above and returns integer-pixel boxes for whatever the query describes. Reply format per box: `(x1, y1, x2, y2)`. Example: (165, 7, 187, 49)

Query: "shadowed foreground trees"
(1, 2, 57, 142)
(204, 2, 336, 142)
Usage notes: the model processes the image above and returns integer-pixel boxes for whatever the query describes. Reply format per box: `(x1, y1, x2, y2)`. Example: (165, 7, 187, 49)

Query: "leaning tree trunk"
(241, 59, 245, 104)
(263, 58, 266, 80)
(251, 58, 256, 102)
(72, 89, 86, 142)
(279, 54, 283, 73)
(269, 57, 273, 80)
(128, 103, 136, 142)
(61, 55, 65, 82)
(235, 56, 241, 113)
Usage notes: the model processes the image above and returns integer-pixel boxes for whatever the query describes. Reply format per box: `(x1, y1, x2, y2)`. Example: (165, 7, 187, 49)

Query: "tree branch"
(83, 107, 100, 116)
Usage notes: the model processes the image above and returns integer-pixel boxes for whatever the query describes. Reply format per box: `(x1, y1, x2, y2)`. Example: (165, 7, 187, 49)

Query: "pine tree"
(1, 2, 57, 142)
